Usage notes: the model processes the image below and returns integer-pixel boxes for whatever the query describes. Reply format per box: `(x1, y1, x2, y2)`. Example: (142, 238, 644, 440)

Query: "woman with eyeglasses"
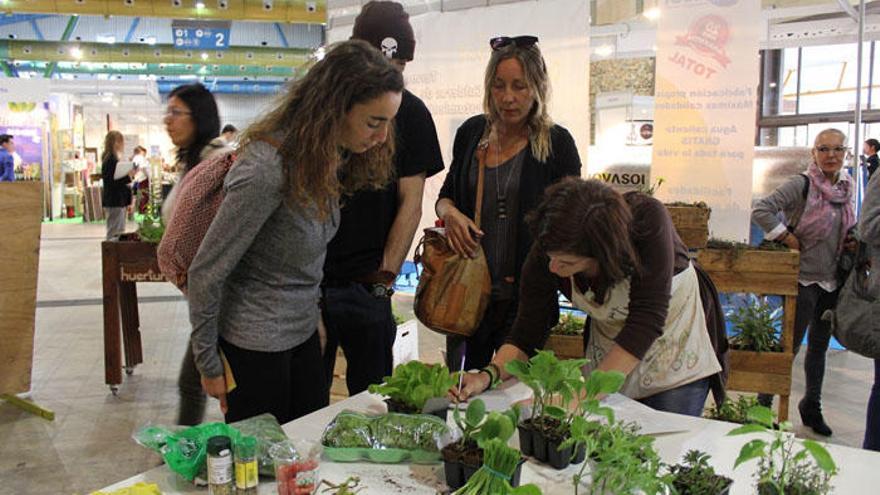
(752, 128, 857, 437)
(160, 83, 233, 426)
(436, 35, 581, 371)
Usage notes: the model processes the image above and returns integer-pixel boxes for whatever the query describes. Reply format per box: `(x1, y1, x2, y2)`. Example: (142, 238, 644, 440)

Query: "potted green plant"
(368, 361, 456, 419)
(668, 450, 733, 495)
(544, 313, 586, 359)
(451, 437, 543, 495)
(728, 296, 783, 353)
(705, 394, 761, 424)
(504, 351, 586, 468)
(728, 405, 837, 494)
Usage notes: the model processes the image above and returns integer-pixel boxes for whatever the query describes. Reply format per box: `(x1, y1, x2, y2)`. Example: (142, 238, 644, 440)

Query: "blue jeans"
(638, 377, 711, 416)
(865, 359, 880, 451)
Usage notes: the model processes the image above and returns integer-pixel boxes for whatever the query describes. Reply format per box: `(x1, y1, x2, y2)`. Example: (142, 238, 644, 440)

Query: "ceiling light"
(70, 47, 84, 59)
(643, 7, 661, 21)
(594, 45, 613, 57)
(201, 52, 209, 60)
(195, 1, 205, 8)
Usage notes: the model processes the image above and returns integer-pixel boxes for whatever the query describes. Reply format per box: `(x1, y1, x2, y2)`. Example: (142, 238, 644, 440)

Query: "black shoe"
(798, 399, 832, 436)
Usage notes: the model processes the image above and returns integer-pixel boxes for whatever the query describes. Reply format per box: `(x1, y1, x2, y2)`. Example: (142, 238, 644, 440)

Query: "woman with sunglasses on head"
(751, 128, 857, 436)
(187, 40, 403, 423)
(436, 36, 581, 371)
(452, 178, 729, 416)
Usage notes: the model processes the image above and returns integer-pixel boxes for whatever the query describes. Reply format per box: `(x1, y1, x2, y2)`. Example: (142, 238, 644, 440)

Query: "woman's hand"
(443, 207, 483, 258)
(201, 375, 228, 415)
(780, 231, 800, 250)
(843, 234, 858, 253)
(449, 371, 491, 403)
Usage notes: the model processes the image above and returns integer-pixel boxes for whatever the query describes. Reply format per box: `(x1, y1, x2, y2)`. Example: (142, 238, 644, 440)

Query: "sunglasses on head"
(490, 35, 539, 51)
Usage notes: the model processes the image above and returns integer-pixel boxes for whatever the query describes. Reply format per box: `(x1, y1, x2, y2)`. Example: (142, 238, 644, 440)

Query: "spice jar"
(206, 435, 234, 495)
(235, 436, 259, 495)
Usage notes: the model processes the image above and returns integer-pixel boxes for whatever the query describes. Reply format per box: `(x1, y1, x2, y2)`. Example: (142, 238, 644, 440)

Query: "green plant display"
(368, 361, 457, 412)
(728, 406, 837, 495)
(550, 369, 623, 438)
(669, 450, 732, 495)
(451, 438, 543, 495)
(504, 350, 586, 428)
(551, 313, 586, 336)
(728, 296, 783, 352)
(137, 184, 165, 243)
(452, 399, 519, 449)
(706, 395, 762, 424)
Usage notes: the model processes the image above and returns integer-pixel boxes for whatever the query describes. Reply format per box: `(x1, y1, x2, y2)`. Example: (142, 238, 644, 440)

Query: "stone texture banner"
(651, 0, 761, 241)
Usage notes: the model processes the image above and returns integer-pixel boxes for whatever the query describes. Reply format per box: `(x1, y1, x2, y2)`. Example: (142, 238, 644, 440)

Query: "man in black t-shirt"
(321, 1, 444, 396)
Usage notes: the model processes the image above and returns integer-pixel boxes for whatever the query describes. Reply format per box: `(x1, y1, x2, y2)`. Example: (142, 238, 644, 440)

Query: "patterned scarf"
(794, 161, 855, 253)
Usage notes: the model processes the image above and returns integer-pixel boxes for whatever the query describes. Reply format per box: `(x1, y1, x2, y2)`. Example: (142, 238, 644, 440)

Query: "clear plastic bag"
(320, 411, 450, 463)
(230, 413, 291, 476)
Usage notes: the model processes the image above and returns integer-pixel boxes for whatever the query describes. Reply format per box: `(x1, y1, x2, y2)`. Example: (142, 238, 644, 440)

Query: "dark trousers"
(865, 359, 880, 451)
(638, 376, 711, 417)
(220, 332, 328, 424)
(760, 284, 838, 406)
(446, 299, 517, 371)
(177, 342, 207, 426)
(321, 283, 397, 397)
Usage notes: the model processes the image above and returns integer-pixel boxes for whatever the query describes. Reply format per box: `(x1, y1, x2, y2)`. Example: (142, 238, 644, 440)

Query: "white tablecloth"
(99, 382, 880, 494)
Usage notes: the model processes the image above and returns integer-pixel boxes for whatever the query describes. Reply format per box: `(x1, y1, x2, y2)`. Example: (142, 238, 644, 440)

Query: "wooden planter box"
(696, 247, 799, 421)
(544, 334, 584, 359)
(666, 204, 711, 249)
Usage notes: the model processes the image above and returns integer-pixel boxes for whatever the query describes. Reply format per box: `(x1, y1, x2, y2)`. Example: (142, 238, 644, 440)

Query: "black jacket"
(102, 155, 133, 207)
(868, 154, 879, 179)
(437, 114, 582, 290)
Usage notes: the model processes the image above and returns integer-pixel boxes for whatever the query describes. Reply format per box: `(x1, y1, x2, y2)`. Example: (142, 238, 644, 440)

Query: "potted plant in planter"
(442, 401, 525, 490)
(728, 296, 783, 353)
(544, 312, 586, 359)
(368, 361, 457, 419)
(504, 350, 586, 467)
(668, 450, 733, 495)
(705, 394, 762, 424)
(664, 201, 711, 249)
(697, 239, 798, 296)
(728, 405, 837, 495)
(451, 437, 543, 495)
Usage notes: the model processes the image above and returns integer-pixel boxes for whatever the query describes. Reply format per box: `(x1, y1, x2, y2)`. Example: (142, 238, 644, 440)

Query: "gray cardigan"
(861, 172, 880, 291)
(187, 141, 340, 377)
(751, 174, 844, 285)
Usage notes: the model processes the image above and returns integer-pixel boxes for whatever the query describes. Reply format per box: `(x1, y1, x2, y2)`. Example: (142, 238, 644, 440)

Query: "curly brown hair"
(240, 39, 404, 218)
(528, 178, 640, 283)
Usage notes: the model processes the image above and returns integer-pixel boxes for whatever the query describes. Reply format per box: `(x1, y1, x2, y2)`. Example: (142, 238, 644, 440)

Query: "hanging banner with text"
(651, 0, 760, 241)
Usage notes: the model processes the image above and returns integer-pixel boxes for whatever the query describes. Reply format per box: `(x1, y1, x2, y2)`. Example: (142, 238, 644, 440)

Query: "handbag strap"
(474, 140, 489, 230)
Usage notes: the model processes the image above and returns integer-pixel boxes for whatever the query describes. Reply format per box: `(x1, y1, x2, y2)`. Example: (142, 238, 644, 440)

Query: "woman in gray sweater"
(751, 128, 856, 436)
(860, 171, 880, 451)
(187, 40, 404, 423)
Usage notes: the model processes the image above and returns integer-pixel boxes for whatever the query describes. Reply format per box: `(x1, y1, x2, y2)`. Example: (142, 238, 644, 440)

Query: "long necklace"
(493, 131, 522, 220)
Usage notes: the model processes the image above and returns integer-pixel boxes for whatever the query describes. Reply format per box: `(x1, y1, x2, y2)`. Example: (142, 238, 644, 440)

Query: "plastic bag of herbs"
(320, 410, 451, 463)
(229, 413, 290, 476)
(368, 360, 457, 419)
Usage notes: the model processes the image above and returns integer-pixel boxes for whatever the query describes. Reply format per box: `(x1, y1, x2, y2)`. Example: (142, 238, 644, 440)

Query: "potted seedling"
(505, 350, 585, 467)
(705, 394, 762, 425)
(728, 296, 783, 353)
(442, 400, 524, 490)
(668, 450, 733, 495)
(545, 312, 586, 359)
(728, 405, 837, 495)
(451, 437, 543, 495)
(368, 361, 457, 420)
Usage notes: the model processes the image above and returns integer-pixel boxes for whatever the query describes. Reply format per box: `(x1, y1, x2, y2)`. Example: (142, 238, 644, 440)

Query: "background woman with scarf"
(752, 128, 857, 437)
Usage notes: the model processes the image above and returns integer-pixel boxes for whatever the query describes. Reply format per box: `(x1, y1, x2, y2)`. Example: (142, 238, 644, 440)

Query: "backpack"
(157, 138, 278, 292)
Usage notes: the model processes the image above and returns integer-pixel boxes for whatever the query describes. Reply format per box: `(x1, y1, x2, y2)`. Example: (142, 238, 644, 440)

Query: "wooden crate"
(666, 204, 711, 249)
(545, 334, 584, 359)
(697, 247, 799, 421)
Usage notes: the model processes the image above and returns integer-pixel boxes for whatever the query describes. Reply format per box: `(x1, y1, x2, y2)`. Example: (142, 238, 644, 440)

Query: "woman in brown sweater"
(454, 178, 728, 416)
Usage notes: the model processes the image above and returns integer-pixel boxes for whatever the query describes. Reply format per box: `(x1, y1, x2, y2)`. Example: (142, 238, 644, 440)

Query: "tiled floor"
(0, 223, 875, 494)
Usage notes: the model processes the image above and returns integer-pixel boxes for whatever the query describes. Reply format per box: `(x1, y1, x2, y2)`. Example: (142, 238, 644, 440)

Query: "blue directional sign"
(171, 20, 231, 50)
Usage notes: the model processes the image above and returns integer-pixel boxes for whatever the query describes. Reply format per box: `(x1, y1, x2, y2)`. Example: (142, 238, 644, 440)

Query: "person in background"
(436, 35, 581, 371)
(220, 124, 238, 146)
(159, 83, 232, 426)
(859, 171, 880, 452)
(751, 128, 857, 436)
(188, 40, 404, 423)
(0, 134, 15, 182)
(453, 178, 728, 417)
(131, 146, 150, 214)
(321, 1, 444, 398)
(101, 131, 135, 240)
(865, 138, 879, 180)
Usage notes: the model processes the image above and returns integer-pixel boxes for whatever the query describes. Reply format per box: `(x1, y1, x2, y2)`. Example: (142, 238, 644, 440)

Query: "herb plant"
(728, 406, 837, 494)
(137, 191, 165, 243)
(706, 394, 762, 424)
(368, 361, 457, 412)
(669, 450, 732, 495)
(452, 399, 519, 448)
(550, 369, 624, 437)
(504, 350, 586, 429)
(451, 438, 542, 495)
(551, 312, 586, 336)
(728, 296, 783, 353)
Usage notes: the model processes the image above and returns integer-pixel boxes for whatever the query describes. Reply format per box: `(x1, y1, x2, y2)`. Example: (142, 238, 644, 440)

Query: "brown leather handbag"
(413, 142, 492, 337)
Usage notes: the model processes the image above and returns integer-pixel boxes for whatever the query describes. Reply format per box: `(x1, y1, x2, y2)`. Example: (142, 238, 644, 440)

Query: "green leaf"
(727, 424, 767, 436)
(505, 360, 529, 379)
(511, 484, 543, 495)
(734, 439, 767, 469)
(597, 370, 626, 395)
(465, 399, 486, 427)
(802, 440, 837, 473)
(746, 406, 775, 428)
(545, 406, 566, 419)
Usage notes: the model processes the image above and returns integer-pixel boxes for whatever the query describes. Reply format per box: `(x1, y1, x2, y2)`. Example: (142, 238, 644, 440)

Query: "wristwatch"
(368, 283, 394, 298)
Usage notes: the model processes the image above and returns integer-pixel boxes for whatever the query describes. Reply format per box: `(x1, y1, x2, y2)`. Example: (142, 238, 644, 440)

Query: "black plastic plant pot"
(547, 437, 573, 470)
(571, 442, 587, 464)
(510, 458, 526, 488)
(517, 423, 535, 457)
(673, 476, 733, 495)
(443, 459, 465, 490)
(462, 462, 480, 483)
(531, 429, 549, 463)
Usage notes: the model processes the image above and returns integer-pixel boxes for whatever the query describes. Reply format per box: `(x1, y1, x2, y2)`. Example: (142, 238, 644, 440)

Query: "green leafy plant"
(551, 312, 586, 336)
(706, 394, 762, 424)
(137, 183, 165, 243)
(639, 177, 665, 196)
(728, 406, 837, 495)
(451, 437, 543, 495)
(668, 450, 732, 495)
(452, 399, 519, 449)
(368, 361, 457, 412)
(504, 350, 586, 430)
(728, 296, 783, 353)
(551, 369, 624, 438)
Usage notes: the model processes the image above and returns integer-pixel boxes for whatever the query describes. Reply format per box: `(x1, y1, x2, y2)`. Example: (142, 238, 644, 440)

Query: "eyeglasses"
(490, 35, 539, 51)
(815, 146, 848, 155)
(164, 108, 192, 119)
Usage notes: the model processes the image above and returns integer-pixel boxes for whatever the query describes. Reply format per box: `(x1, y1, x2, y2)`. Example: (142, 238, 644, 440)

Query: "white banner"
(651, 0, 761, 242)
(0, 78, 50, 105)
(331, 0, 590, 240)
